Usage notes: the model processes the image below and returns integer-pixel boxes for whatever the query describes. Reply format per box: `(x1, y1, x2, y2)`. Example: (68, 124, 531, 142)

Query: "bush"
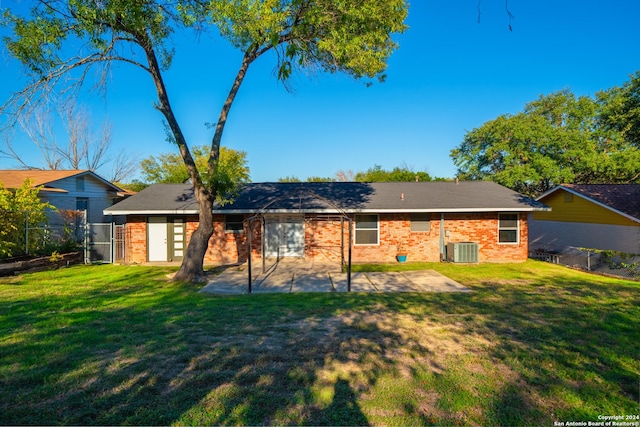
(0, 179, 53, 259)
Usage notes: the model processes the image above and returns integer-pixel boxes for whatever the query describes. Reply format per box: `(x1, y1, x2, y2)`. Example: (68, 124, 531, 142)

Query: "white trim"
(104, 209, 199, 215)
(498, 213, 520, 244)
(354, 214, 379, 246)
(213, 207, 548, 214)
(106, 207, 549, 216)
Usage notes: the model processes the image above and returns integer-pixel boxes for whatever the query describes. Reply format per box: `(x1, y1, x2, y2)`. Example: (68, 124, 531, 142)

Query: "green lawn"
(1, 261, 638, 426)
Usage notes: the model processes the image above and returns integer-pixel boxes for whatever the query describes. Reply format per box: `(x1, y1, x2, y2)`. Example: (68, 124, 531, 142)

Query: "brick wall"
(442, 213, 529, 263)
(304, 217, 347, 262)
(204, 215, 248, 264)
(125, 215, 147, 263)
(350, 213, 442, 263)
(123, 212, 529, 264)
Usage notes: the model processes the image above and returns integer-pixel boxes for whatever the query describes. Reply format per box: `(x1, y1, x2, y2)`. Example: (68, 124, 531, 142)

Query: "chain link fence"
(0, 209, 123, 264)
(0, 209, 86, 260)
(530, 246, 640, 281)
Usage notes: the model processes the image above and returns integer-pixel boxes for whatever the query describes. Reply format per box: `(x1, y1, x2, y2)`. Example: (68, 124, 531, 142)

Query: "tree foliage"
(0, 178, 52, 258)
(598, 71, 640, 148)
(451, 85, 640, 196)
(354, 164, 432, 182)
(1, 0, 409, 280)
(140, 146, 250, 201)
(278, 164, 433, 182)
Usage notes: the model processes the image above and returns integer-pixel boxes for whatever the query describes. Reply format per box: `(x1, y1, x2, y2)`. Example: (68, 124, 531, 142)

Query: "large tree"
(598, 71, 640, 148)
(278, 164, 434, 182)
(451, 88, 640, 196)
(354, 164, 432, 182)
(140, 146, 249, 185)
(1, 0, 409, 281)
(1, 101, 138, 182)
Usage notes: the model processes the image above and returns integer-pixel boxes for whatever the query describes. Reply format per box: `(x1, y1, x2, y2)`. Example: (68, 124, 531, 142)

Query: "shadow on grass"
(1, 271, 412, 425)
(0, 263, 638, 425)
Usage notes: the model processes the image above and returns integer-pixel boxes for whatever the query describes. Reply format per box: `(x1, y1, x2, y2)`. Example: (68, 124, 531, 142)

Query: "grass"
(1, 261, 638, 425)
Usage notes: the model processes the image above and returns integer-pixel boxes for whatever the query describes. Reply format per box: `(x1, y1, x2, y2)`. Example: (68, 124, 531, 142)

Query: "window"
(224, 214, 244, 233)
(498, 213, 519, 243)
(410, 213, 431, 232)
(76, 197, 89, 212)
(355, 214, 379, 245)
(76, 176, 85, 192)
(564, 192, 573, 203)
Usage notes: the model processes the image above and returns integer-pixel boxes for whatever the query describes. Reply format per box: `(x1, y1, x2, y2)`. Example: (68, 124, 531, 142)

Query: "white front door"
(265, 215, 304, 257)
(148, 217, 168, 261)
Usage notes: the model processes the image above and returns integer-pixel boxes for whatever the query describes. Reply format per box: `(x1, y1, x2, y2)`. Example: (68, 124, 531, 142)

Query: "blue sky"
(1, 0, 640, 182)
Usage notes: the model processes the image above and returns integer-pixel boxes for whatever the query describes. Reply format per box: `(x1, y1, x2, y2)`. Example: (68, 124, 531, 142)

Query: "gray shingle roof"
(104, 181, 549, 215)
(104, 184, 199, 214)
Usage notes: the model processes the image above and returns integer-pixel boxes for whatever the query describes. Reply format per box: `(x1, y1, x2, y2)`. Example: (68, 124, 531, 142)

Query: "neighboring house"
(0, 169, 126, 225)
(530, 184, 640, 254)
(105, 181, 549, 265)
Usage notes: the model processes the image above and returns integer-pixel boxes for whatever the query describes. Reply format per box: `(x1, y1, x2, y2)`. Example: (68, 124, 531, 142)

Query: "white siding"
(529, 219, 640, 254)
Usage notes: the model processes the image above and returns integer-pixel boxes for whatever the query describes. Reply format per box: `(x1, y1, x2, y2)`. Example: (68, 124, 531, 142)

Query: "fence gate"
(84, 223, 114, 263)
(114, 224, 126, 263)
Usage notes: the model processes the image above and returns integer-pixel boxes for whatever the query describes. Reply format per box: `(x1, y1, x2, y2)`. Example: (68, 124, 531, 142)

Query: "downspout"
(440, 213, 445, 261)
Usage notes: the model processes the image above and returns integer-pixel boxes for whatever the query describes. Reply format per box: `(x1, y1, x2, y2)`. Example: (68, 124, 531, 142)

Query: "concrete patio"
(199, 258, 470, 295)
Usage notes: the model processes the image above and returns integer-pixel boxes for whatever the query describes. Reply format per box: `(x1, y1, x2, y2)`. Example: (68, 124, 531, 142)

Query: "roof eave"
(104, 209, 199, 216)
(213, 207, 551, 214)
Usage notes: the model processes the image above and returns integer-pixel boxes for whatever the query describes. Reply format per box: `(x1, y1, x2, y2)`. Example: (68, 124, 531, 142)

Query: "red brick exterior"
(124, 216, 146, 264)
(122, 212, 529, 264)
(442, 213, 528, 263)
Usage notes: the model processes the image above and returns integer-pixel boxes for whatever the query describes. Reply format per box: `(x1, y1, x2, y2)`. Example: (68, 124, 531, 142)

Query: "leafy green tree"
(354, 165, 432, 182)
(279, 165, 433, 182)
(599, 71, 640, 148)
(112, 180, 148, 193)
(140, 146, 249, 186)
(278, 175, 335, 182)
(278, 176, 302, 182)
(1, 0, 408, 281)
(451, 89, 640, 196)
(0, 178, 52, 258)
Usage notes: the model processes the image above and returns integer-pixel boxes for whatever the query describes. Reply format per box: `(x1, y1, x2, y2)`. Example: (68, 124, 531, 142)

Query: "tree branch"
(134, 29, 202, 192)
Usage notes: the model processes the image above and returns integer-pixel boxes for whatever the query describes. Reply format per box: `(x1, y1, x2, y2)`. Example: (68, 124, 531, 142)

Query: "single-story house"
(0, 169, 127, 225)
(530, 184, 640, 254)
(105, 181, 548, 265)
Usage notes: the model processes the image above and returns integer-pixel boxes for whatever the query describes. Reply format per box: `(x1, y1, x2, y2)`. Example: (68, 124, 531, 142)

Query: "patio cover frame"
(246, 189, 353, 293)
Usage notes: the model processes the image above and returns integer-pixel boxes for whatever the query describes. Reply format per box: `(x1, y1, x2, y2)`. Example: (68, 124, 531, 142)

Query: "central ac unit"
(447, 242, 479, 263)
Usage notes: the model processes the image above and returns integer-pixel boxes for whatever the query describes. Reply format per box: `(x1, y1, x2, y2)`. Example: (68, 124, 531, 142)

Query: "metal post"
(340, 217, 344, 269)
(83, 210, 89, 264)
(247, 217, 252, 294)
(110, 221, 115, 264)
(24, 211, 29, 255)
(347, 217, 352, 292)
(262, 216, 266, 274)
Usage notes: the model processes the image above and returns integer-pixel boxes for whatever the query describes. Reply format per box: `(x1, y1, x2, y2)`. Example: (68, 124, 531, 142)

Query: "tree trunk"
(142, 37, 264, 282)
(139, 31, 212, 283)
(172, 50, 261, 282)
(173, 187, 214, 282)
